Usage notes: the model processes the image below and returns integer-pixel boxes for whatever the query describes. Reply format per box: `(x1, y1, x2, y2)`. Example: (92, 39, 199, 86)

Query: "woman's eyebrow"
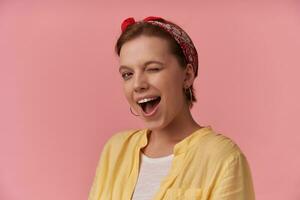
(119, 65, 131, 73)
(144, 60, 164, 66)
(119, 61, 164, 72)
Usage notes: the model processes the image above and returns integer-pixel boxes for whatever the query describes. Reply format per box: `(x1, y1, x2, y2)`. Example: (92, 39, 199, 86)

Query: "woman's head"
(115, 17, 199, 129)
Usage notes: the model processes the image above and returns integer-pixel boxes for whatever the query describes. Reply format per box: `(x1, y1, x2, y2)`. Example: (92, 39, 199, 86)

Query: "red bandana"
(120, 16, 199, 77)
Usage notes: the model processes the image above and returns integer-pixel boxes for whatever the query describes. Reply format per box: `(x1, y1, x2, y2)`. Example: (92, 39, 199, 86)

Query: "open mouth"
(138, 96, 161, 114)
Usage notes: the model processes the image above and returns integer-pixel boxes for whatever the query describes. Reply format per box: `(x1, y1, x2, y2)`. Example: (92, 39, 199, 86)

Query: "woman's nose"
(133, 73, 149, 92)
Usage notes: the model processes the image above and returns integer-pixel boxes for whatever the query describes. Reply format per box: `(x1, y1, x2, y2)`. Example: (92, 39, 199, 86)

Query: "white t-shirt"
(131, 152, 174, 200)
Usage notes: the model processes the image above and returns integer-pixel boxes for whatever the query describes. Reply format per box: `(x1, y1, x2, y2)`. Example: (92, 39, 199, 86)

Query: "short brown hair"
(115, 19, 197, 108)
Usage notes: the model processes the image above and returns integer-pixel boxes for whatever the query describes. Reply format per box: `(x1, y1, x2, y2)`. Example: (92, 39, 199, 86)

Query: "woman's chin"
(142, 117, 170, 131)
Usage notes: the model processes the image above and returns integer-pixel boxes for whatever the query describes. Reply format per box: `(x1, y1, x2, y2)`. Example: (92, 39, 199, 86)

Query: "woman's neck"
(142, 107, 203, 158)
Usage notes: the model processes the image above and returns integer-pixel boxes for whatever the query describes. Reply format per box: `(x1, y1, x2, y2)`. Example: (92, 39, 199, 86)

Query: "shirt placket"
(151, 152, 185, 200)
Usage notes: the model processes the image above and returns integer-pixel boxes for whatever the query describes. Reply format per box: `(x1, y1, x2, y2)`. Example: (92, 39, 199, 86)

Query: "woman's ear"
(183, 63, 195, 88)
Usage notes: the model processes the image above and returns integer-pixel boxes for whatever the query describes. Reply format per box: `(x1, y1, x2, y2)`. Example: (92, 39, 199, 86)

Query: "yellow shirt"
(88, 126, 255, 200)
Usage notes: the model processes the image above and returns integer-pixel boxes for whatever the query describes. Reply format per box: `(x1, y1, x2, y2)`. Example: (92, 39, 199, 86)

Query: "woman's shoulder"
(197, 128, 246, 162)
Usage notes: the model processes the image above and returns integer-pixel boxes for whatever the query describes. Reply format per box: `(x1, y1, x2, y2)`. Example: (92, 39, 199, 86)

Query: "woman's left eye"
(147, 68, 160, 72)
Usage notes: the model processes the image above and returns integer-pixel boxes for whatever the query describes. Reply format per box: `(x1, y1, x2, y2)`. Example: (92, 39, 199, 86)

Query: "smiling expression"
(119, 35, 189, 130)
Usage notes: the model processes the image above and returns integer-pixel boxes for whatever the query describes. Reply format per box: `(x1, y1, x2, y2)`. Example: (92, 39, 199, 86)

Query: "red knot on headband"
(120, 16, 199, 77)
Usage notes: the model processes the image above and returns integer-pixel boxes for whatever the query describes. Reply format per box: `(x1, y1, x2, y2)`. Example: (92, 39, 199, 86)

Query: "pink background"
(1, 1, 299, 199)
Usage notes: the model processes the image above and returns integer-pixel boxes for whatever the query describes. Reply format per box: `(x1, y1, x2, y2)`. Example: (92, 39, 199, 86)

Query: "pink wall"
(1, 1, 299, 199)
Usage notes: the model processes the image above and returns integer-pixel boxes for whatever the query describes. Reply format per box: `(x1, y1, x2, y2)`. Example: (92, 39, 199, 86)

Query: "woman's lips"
(140, 97, 161, 117)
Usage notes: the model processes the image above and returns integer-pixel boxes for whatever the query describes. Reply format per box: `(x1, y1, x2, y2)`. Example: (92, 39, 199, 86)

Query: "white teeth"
(137, 97, 159, 104)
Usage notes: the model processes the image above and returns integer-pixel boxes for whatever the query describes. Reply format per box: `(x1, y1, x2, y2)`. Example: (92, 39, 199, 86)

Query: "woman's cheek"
(123, 85, 132, 103)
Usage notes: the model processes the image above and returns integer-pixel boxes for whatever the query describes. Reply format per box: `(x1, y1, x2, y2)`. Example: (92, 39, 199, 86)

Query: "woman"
(88, 16, 255, 200)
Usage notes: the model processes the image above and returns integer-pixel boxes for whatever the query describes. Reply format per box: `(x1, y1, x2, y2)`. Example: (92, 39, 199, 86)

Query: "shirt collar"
(138, 126, 213, 156)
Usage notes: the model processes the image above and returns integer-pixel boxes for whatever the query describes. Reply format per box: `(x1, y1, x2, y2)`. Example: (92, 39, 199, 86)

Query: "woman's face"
(119, 35, 188, 130)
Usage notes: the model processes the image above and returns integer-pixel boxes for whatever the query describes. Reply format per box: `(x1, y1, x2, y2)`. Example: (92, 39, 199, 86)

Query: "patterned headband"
(121, 16, 198, 77)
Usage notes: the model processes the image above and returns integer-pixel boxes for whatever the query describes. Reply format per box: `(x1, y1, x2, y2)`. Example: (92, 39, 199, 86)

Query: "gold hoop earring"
(188, 87, 193, 101)
(130, 107, 139, 116)
(184, 86, 193, 101)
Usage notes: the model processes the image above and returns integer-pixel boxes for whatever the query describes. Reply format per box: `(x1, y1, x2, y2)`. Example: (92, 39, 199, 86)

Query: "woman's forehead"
(119, 36, 172, 65)
(121, 36, 170, 56)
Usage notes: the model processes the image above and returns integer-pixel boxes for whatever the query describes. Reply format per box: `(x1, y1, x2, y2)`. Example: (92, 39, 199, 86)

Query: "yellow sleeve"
(210, 152, 256, 200)
(88, 140, 111, 200)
